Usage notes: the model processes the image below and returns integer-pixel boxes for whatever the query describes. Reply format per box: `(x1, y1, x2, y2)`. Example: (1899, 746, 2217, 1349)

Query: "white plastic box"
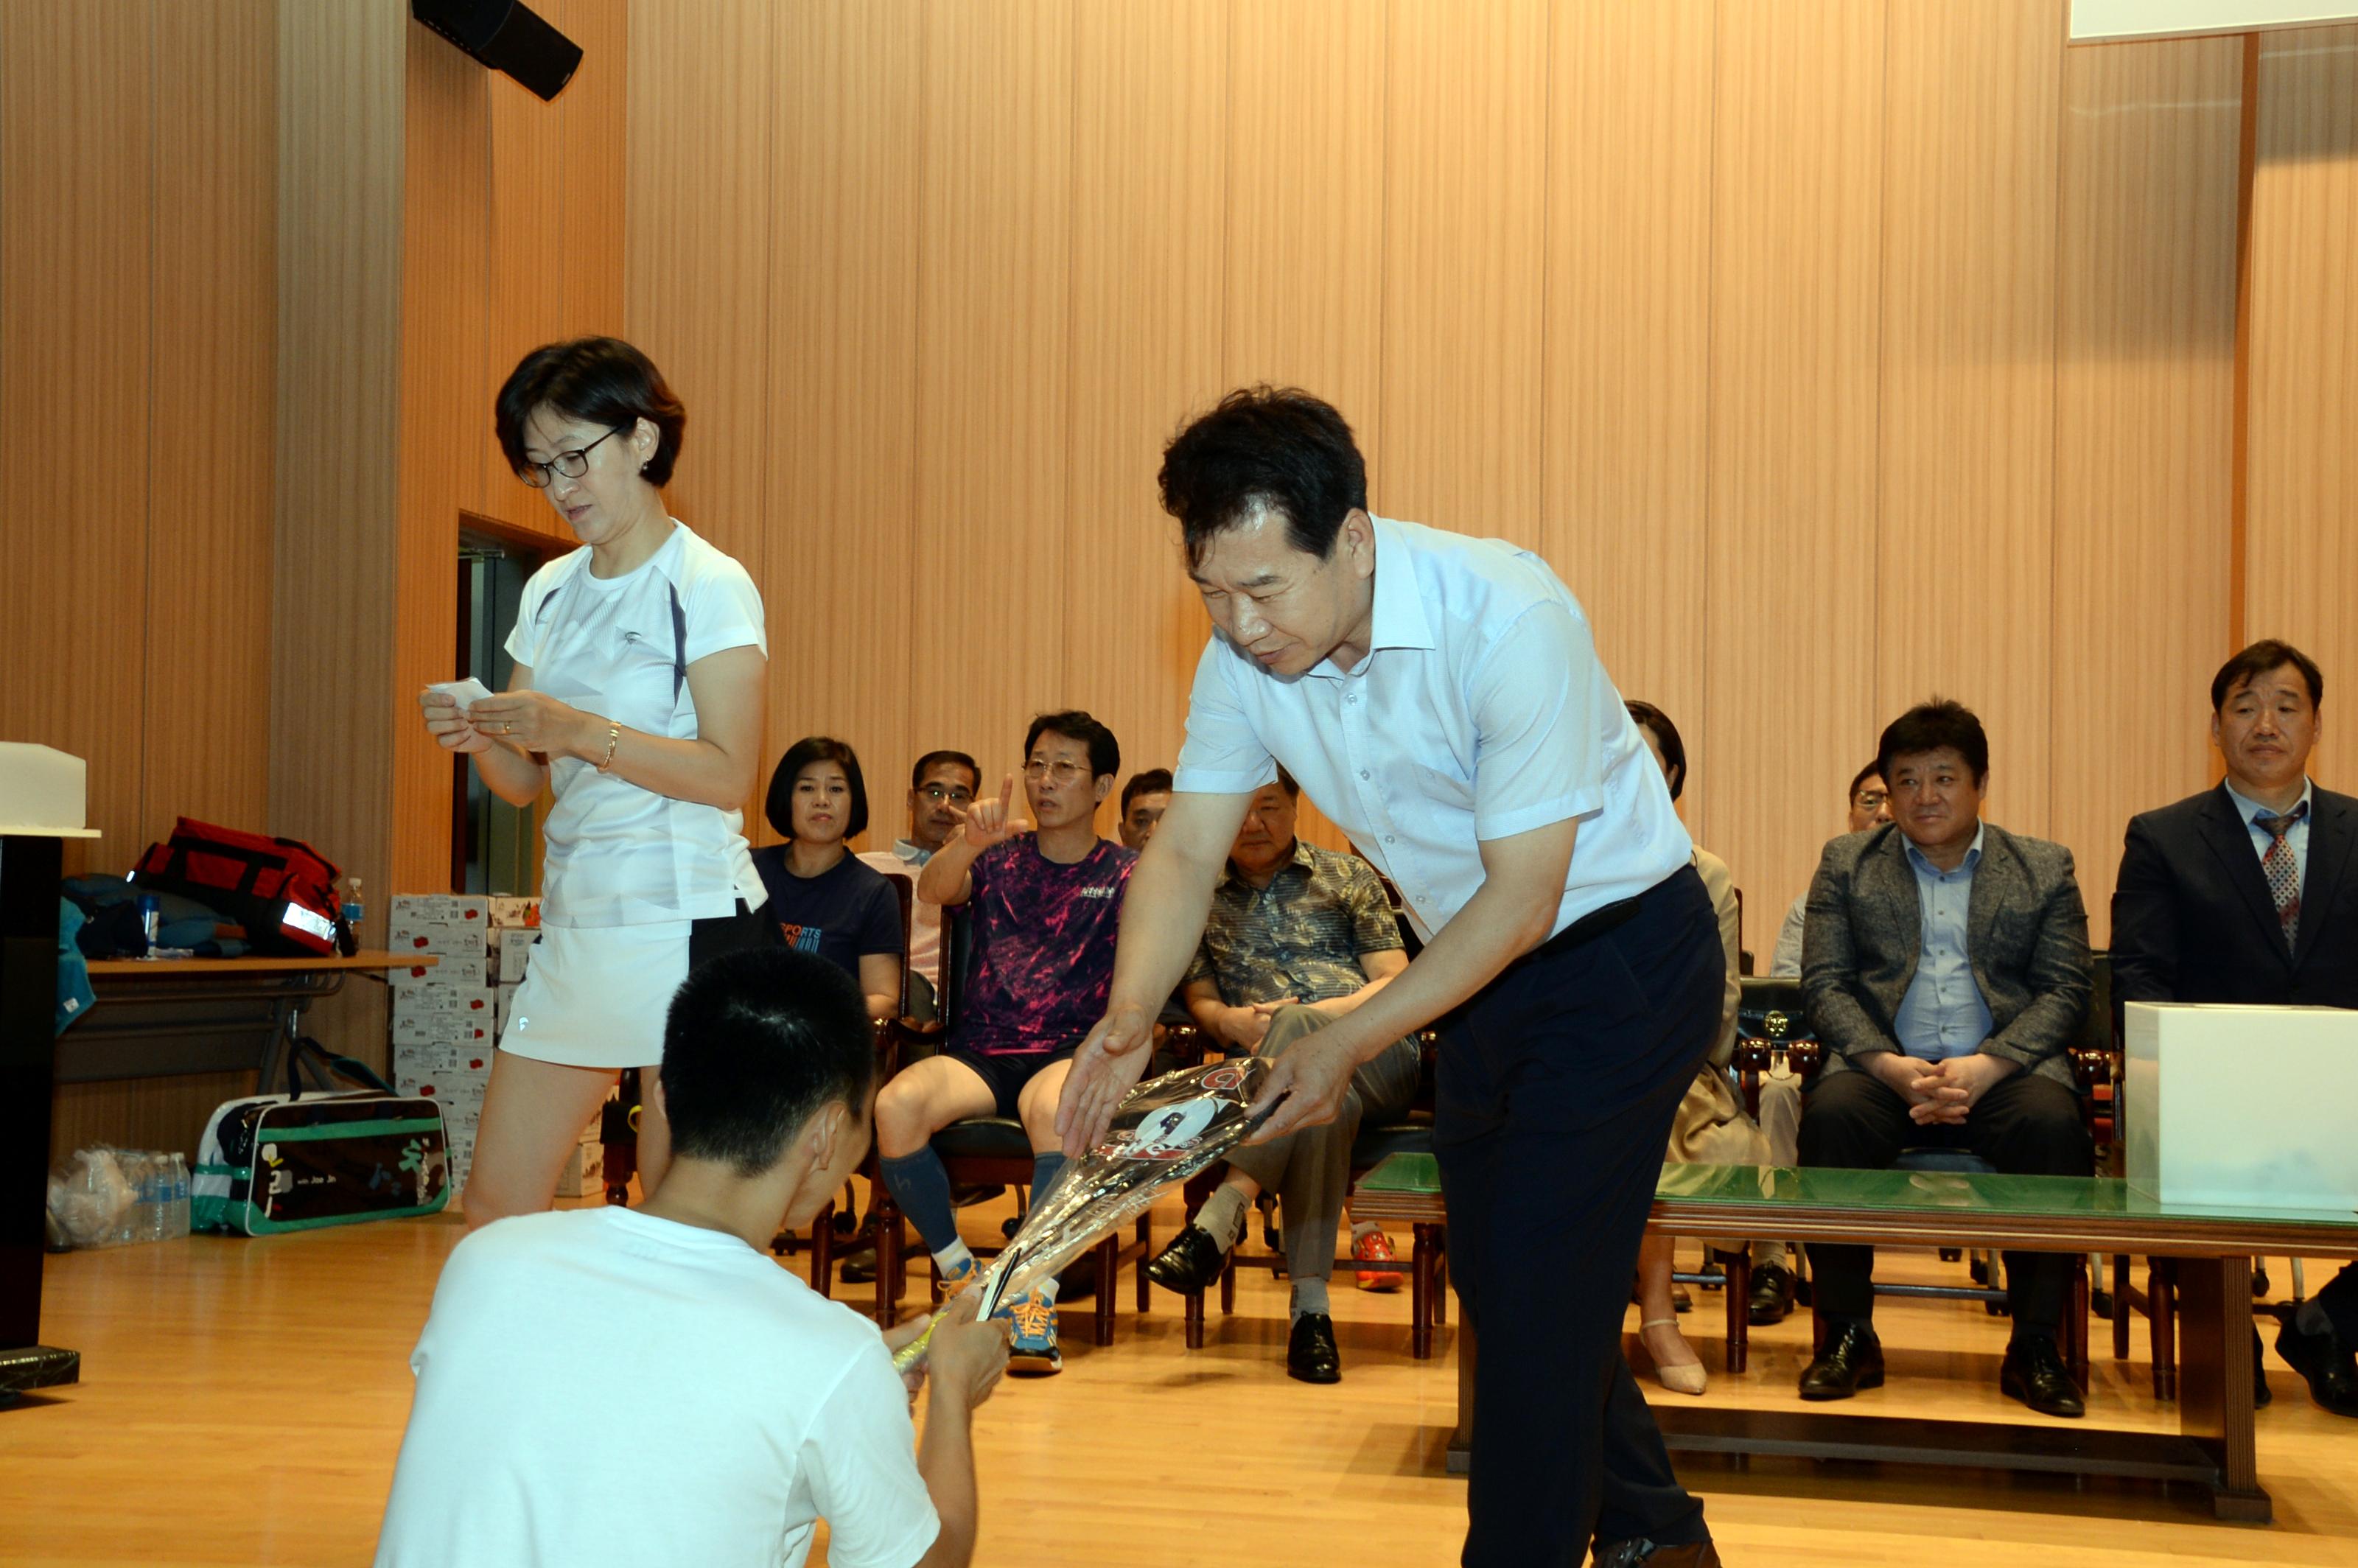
(2124, 1002, 2358, 1211)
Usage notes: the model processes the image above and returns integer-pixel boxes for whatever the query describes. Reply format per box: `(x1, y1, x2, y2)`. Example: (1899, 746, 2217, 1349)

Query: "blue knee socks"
(879, 1149, 960, 1260)
(1030, 1150, 1067, 1205)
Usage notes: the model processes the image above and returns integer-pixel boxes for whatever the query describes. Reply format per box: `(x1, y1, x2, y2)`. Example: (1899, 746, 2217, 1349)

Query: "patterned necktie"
(2255, 804, 2308, 953)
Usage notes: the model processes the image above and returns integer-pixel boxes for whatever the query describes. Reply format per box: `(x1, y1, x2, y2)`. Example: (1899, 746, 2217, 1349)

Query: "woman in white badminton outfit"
(416, 337, 773, 1228)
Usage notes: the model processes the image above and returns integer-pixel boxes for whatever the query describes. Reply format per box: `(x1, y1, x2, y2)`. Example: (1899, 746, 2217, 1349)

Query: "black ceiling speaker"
(411, 0, 583, 102)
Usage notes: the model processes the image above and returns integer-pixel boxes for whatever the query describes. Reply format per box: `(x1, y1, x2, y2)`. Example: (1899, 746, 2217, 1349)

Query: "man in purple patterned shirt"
(875, 710, 1136, 1375)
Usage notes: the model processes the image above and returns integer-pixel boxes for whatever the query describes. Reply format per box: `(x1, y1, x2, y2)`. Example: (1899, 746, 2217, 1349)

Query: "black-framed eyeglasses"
(1852, 789, 1889, 810)
(917, 785, 976, 805)
(519, 427, 622, 489)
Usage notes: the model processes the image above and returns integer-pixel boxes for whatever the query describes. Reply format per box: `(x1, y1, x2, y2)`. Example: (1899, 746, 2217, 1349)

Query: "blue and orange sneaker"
(1353, 1227, 1403, 1292)
(1000, 1291, 1062, 1376)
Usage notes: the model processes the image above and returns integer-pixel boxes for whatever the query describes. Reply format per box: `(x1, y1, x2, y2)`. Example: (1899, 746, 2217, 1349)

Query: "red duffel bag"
(130, 817, 354, 957)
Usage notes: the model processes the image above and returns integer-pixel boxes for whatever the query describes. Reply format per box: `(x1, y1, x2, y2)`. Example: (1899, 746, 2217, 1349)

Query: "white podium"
(2124, 1001, 2358, 1211)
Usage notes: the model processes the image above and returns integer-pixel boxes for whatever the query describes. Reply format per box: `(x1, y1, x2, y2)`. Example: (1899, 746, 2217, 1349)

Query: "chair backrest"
(879, 869, 916, 1018)
(940, 902, 977, 1033)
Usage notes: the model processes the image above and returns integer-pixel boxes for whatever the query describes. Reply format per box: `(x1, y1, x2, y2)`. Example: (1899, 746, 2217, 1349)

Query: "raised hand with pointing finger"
(950, 773, 1034, 850)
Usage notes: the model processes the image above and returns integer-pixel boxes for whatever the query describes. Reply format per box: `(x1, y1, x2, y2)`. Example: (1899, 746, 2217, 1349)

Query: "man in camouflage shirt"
(1141, 769, 1422, 1384)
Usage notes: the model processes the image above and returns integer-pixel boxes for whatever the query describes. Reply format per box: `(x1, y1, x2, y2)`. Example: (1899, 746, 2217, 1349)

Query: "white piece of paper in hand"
(427, 678, 495, 710)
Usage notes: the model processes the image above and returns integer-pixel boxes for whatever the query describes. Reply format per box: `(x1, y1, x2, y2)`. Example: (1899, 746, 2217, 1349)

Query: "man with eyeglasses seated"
(861, 749, 983, 1024)
(1118, 768, 1175, 851)
(1141, 766, 1419, 1384)
(873, 712, 1137, 1376)
(1771, 763, 1892, 980)
(1796, 699, 2095, 1418)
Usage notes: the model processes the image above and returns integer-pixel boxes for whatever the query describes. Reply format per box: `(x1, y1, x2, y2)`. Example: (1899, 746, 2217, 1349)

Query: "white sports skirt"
(498, 902, 774, 1070)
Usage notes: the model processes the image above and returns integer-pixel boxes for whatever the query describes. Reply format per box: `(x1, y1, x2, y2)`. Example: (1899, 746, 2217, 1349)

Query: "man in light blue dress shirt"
(1796, 699, 2095, 1418)
(1057, 388, 1725, 1568)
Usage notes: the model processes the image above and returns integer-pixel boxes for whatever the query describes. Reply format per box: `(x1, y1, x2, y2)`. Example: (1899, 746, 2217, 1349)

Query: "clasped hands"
(1869, 1047, 2020, 1126)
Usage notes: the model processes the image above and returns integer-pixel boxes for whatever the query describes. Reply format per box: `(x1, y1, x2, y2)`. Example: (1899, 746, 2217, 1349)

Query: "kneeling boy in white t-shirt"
(375, 946, 1009, 1568)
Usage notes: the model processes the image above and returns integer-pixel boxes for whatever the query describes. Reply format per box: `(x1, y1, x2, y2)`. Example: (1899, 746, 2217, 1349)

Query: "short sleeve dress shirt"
(1172, 516, 1691, 942)
(505, 522, 768, 928)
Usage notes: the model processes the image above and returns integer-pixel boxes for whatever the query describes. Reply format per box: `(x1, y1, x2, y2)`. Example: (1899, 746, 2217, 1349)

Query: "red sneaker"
(1353, 1228, 1402, 1292)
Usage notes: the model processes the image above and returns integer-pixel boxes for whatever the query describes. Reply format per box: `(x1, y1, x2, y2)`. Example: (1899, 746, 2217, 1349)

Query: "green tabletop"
(1358, 1152, 2358, 1233)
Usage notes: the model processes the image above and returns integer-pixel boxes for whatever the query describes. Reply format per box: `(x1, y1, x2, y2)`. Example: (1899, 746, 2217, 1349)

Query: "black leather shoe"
(1749, 1262, 1795, 1325)
(2275, 1317, 2358, 1415)
(1287, 1312, 1341, 1384)
(2253, 1326, 2273, 1408)
(1144, 1223, 1230, 1295)
(1592, 1538, 1722, 1567)
(1798, 1321, 1883, 1401)
(2000, 1337, 2085, 1418)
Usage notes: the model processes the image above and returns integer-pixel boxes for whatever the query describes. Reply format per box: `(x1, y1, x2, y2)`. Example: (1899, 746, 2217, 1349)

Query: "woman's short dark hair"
(1121, 769, 1174, 816)
(911, 749, 981, 793)
(1624, 700, 1687, 802)
(660, 948, 875, 1177)
(494, 337, 686, 488)
(1026, 710, 1120, 783)
(2210, 639, 2323, 713)
(1158, 385, 1368, 567)
(765, 736, 870, 842)
(1877, 698, 1989, 786)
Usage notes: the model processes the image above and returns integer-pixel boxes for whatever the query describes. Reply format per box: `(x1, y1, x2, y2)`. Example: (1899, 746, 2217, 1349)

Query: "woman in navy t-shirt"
(749, 738, 906, 1018)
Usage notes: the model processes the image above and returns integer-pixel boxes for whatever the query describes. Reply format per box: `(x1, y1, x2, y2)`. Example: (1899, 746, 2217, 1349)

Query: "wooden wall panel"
(763, 0, 923, 846)
(2054, 37, 2243, 945)
(1701, 0, 1886, 923)
(1539, 0, 1715, 835)
(1063, 0, 1228, 812)
(273, 0, 405, 1064)
(2247, 25, 2358, 795)
(1374, 0, 1547, 534)
(1222, 0, 1387, 442)
(388, 27, 495, 899)
(624, 0, 774, 574)
(146, 1, 277, 853)
(1876, 0, 2063, 840)
(0, 1, 154, 874)
(557, 0, 629, 344)
(906, 0, 1074, 789)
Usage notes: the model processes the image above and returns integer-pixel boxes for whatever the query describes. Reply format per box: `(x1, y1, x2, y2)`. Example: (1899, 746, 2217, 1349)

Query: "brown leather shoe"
(1592, 1539, 1721, 1567)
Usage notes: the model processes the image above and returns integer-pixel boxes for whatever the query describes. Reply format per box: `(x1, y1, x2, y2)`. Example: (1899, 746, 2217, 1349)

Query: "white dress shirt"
(1173, 515, 1691, 942)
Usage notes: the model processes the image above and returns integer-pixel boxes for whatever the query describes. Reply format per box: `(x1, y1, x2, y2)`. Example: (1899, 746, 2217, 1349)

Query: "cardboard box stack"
(487, 897, 541, 1040)
(388, 895, 494, 1196)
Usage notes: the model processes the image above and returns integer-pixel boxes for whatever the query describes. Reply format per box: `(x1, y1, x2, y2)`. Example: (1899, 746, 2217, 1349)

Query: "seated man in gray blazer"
(1797, 699, 2095, 1418)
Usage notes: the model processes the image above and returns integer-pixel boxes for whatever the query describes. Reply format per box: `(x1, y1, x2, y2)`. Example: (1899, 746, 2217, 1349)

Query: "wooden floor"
(9, 1189, 2358, 1567)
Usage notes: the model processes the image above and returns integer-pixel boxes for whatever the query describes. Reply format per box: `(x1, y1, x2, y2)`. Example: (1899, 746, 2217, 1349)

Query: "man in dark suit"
(1797, 699, 2096, 1418)
(2113, 639, 2358, 1417)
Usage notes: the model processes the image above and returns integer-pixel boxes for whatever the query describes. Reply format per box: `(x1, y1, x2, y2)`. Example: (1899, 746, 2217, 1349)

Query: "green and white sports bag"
(194, 1041, 451, 1236)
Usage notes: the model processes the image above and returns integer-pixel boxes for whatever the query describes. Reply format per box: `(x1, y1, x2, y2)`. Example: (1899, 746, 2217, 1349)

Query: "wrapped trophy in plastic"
(894, 1055, 1273, 1373)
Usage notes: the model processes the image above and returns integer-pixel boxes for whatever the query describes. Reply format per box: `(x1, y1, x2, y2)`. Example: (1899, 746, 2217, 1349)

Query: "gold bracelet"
(596, 721, 623, 774)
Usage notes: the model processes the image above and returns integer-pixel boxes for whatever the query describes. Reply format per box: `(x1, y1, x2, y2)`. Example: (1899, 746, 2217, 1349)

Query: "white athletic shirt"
(374, 1207, 940, 1568)
(505, 522, 768, 927)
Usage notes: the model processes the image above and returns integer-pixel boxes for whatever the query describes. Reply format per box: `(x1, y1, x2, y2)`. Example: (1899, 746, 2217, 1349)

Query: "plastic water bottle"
(167, 1155, 190, 1240)
(343, 876, 365, 938)
(136, 894, 161, 957)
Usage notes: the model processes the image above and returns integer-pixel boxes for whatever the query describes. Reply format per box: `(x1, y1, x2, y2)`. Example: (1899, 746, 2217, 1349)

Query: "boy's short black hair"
(764, 735, 870, 842)
(911, 749, 981, 793)
(1026, 710, 1120, 783)
(660, 948, 875, 1178)
(2210, 639, 2323, 713)
(1877, 698, 1990, 788)
(1158, 386, 1369, 567)
(1623, 700, 1687, 802)
(494, 337, 686, 487)
(1121, 769, 1174, 815)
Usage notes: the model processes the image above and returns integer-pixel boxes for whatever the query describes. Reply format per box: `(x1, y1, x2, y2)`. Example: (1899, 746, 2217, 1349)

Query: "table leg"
(2177, 1255, 2269, 1522)
(1447, 1313, 1475, 1475)
(1723, 1250, 1751, 1374)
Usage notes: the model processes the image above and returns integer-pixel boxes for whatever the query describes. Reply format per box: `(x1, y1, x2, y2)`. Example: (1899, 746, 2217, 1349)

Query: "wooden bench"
(1351, 1152, 2358, 1522)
